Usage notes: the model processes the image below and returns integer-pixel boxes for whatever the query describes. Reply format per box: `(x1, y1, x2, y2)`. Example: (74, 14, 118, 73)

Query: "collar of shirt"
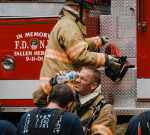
(63, 6, 78, 15)
(62, 6, 87, 35)
(79, 85, 101, 105)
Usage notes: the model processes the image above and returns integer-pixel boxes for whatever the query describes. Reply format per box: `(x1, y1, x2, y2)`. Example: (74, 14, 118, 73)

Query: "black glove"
(49, 77, 58, 87)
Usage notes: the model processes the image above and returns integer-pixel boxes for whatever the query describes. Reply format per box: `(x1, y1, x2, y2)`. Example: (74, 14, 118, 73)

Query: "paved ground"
(114, 123, 129, 135)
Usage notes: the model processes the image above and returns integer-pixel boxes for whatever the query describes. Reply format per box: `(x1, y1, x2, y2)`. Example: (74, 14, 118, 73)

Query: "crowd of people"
(0, 0, 145, 135)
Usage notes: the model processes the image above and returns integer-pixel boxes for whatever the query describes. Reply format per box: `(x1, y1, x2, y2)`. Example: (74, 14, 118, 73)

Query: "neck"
(47, 102, 65, 111)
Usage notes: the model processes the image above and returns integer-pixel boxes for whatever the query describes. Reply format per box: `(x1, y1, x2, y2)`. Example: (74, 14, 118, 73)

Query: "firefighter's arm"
(60, 24, 119, 68)
(85, 36, 109, 52)
(32, 75, 74, 107)
(91, 104, 117, 135)
(32, 79, 55, 107)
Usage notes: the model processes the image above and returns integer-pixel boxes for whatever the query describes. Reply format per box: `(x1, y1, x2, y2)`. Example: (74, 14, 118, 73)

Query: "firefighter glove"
(49, 77, 58, 87)
(105, 55, 120, 68)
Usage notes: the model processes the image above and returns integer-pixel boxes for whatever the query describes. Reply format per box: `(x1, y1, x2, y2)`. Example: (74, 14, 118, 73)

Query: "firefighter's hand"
(101, 36, 109, 44)
(107, 55, 121, 70)
(55, 71, 68, 76)
(50, 71, 68, 86)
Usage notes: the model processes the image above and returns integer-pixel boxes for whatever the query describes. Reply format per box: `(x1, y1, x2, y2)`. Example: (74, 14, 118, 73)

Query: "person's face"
(82, 7, 90, 24)
(74, 69, 96, 96)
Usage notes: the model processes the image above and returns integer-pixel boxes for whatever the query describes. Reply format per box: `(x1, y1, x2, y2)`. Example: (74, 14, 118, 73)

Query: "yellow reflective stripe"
(66, 42, 86, 58)
(92, 125, 113, 135)
(45, 49, 72, 63)
(85, 42, 89, 50)
(95, 53, 105, 67)
(42, 82, 52, 95)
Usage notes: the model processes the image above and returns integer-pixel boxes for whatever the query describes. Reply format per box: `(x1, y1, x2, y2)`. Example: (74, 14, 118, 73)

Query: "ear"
(91, 83, 99, 91)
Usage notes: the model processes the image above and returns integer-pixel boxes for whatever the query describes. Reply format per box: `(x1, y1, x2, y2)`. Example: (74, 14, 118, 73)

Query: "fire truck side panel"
(1, 0, 150, 114)
(137, 0, 150, 78)
(0, 18, 58, 80)
(137, 0, 150, 100)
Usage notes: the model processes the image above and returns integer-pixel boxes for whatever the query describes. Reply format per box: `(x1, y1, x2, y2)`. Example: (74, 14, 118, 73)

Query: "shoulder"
(124, 116, 139, 135)
(62, 111, 80, 123)
(58, 16, 80, 33)
(0, 120, 16, 135)
(128, 115, 140, 126)
(0, 120, 15, 128)
(63, 111, 78, 119)
(102, 103, 114, 111)
(60, 16, 77, 26)
(19, 110, 33, 123)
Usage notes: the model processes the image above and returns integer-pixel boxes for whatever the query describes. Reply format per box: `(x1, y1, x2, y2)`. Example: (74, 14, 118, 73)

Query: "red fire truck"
(0, 0, 149, 116)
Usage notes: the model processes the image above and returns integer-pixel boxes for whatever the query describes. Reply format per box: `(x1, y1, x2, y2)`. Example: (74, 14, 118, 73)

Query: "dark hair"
(82, 66, 101, 84)
(48, 84, 75, 108)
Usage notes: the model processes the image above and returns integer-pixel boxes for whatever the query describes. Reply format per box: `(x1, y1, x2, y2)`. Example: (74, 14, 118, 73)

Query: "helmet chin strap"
(80, 0, 84, 20)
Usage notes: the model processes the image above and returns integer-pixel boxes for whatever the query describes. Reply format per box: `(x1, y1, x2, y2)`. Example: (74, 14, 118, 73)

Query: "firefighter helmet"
(65, 0, 97, 10)
(65, 0, 100, 20)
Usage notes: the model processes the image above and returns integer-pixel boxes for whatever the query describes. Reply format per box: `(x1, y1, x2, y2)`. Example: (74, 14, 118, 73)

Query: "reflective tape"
(94, 37, 102, 50)
(42, 82, 52, 95)
(66, 42, 86, 58)
(95, 53, 105, 67)
(45, 49, 72, 63)
(39, 77, 51, 86)
(91, 125, 113, 135)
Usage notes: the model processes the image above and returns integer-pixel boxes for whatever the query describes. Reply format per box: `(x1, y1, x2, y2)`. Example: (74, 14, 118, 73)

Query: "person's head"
(65, 0, 100, 24)
(48, 84, 75, 109)
(74, 66, 101, 96)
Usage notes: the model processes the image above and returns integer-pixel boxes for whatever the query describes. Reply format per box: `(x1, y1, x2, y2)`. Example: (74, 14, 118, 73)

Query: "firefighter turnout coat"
(33, 6, 108, 106)
(70, 94, 117, 135)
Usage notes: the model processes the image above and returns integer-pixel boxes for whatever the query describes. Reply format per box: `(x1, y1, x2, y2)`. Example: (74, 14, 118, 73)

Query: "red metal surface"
(0, 17, 58, 80)
(137, 0, 150, 78)
(86, 17, 99, 38)
(0, 99, 34, 107)
(137, 99, 150, 102)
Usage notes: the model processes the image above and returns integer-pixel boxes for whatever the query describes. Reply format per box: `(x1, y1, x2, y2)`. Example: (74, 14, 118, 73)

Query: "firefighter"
(17, 84, 84, 135)
(124, 111, 150, 135)
(33, 0, 120, 106)
(54, 66, 117, 135)
(0, 120, 16, 135)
